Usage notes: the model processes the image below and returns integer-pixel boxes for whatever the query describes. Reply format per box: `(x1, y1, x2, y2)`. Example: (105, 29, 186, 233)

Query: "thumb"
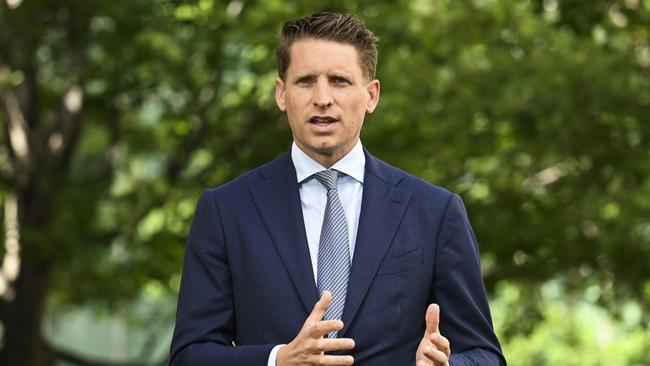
(425, 303, 440, 334)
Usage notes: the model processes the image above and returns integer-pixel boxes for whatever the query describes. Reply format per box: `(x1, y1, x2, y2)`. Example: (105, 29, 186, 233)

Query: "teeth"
(311, 117, 335, 123)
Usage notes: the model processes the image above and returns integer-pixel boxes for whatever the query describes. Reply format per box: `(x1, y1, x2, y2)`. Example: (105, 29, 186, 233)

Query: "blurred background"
(0, 0, 649, 365)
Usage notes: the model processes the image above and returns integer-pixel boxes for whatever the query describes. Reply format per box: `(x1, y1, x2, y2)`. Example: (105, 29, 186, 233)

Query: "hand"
(276, 291, 355, 366)
(415, 304, 451, 366)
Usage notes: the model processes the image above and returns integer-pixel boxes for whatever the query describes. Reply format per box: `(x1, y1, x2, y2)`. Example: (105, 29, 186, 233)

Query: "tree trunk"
(0, 186, 53, 365)
(0, 253, 51, 365)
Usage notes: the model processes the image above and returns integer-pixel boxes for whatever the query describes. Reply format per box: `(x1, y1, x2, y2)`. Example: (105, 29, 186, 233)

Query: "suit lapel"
(340, 151, 412, 336)
(249, 153, 319, 314)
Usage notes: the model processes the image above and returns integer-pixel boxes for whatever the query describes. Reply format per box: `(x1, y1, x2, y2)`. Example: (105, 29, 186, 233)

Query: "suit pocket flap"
(377, 245, 423, 276)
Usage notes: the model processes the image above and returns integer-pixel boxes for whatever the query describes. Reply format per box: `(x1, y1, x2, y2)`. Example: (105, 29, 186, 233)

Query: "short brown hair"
(276, 11, 379, 81)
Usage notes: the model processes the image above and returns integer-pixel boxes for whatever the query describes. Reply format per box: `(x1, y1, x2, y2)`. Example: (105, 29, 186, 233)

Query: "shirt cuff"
(267, 344, 285, 366)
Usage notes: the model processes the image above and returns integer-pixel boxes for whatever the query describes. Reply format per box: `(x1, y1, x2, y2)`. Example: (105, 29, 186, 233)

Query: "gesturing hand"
(276, 291, 355, 366)
(415, 304, 451, 366)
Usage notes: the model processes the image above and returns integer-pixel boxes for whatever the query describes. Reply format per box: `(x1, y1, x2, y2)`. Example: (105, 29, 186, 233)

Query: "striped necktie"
(313, 169, 350, 338)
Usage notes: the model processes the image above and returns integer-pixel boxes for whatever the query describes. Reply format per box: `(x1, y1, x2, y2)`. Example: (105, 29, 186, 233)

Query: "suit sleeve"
(169, 190, 274, 366)
(433, 194, 507, 366)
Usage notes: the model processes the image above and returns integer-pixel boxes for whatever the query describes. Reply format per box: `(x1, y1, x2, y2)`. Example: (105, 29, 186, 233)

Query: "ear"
(366, 79, 380, 114)
(275, 77, 287, 112)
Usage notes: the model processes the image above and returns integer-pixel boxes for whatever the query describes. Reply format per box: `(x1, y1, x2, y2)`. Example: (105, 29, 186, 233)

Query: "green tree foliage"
(492, 281, 650, 365)
(0, 0, 648, 364)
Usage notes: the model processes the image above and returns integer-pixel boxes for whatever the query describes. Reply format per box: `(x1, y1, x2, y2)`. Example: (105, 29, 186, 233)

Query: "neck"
(311, 154, 341, 169)
(298, 144, 357, 169)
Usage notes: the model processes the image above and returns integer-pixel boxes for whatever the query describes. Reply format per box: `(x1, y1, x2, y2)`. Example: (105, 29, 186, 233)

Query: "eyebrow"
(294, 73, 315, 79)
(330, 73, 351, 80)
(292, 72, 354, 82)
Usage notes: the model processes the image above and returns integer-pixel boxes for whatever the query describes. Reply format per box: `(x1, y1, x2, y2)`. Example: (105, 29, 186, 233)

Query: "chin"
(312, 144, 339, 155)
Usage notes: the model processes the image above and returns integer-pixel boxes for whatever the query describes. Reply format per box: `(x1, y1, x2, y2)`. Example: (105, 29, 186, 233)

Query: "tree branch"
(0, 65, 31, 188)
(41, 9, 91, 174)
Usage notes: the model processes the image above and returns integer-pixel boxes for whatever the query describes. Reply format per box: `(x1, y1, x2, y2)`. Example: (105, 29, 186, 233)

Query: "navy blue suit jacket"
(170, 149, 506, 365)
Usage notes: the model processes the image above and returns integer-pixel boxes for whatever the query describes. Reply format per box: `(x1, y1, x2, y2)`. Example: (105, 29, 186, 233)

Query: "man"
(170, 11, 505, 366)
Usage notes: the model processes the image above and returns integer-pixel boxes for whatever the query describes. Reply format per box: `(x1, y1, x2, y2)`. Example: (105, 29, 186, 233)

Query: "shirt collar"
(292, 140, 365, 184)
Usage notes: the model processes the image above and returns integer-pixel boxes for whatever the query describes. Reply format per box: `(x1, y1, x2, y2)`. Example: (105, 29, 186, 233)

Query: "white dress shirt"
(267, 140, 365, 365)
(292, 140, 365, 281)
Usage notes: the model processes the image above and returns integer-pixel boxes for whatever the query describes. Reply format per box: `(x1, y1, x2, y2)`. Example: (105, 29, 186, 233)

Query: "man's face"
(275, 39, 380, 167)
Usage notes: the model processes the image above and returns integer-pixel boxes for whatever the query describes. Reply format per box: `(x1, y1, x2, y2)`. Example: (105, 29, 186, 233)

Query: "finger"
(307, 291, 332, 324)
(430, 333, 451, 356)
(309, 319, 345, 338)
(318, 337, 355, 352)
(315, 354, 354, 365)
(422, 345, 448, 364)
(425, 303, 440, 334)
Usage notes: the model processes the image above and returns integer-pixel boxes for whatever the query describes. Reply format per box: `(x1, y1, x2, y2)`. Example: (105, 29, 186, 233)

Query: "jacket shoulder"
(206, 151, 291, 199)
(368, 154, 454, 202)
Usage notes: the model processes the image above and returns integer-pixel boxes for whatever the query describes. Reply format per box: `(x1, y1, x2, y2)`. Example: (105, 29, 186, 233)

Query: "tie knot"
(313, 169, 339, 191)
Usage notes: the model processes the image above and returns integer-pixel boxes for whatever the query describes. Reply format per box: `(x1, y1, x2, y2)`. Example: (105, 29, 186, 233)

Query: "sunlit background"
(1, 0, 649, 365)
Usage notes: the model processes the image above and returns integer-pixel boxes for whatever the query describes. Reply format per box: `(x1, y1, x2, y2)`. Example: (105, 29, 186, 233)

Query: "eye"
(331, 76, 350, 86)
(295, 76, 314, 86)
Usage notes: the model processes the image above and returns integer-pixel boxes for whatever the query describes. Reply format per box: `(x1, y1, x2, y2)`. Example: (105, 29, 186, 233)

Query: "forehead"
(287, 39, 363, 77)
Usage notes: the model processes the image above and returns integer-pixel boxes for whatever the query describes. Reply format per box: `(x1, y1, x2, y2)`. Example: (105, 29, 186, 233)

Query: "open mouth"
(309, 116, 338, 126)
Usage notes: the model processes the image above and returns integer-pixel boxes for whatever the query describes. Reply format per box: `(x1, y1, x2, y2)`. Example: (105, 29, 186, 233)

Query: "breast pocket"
(376, 245, 423, 276)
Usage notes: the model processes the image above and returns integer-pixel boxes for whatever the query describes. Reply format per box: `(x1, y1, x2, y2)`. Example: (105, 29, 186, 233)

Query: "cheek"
(285, 91, 304, 106)
(342, 91, 369, 113)
(285, 98, 305, 118)
(348, 100, 369, 120)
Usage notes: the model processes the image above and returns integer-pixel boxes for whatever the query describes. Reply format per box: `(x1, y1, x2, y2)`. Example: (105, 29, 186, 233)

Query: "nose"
(312, 79, 333, 108)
